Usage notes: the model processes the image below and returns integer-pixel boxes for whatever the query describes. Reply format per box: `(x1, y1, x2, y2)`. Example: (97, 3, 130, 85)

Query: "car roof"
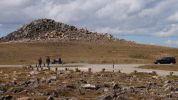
(161, 57, 175, 59)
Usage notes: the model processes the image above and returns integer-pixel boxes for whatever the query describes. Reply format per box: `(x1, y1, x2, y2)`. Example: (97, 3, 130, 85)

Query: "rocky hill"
(0, 19, 114, 42)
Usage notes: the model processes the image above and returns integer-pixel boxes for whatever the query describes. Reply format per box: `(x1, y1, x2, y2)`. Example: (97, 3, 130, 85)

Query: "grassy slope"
(0, 41, 178, 65)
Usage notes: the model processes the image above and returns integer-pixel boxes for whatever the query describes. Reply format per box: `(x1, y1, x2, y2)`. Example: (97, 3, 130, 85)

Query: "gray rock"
(81, 84, 97, 90)
(7, 87, 24, 94)
(47, 96, 54, 100)
(97, 95, 113, 100)
(0, 95, 13, 100)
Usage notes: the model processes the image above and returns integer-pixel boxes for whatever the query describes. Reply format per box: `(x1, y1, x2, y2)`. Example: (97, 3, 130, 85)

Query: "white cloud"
(168, 12, 178, 21)
(0, 0, 178, 46)
(166, 40, 178, 47)
(156, 24, 178, 37)
(149, 43, 156, 45)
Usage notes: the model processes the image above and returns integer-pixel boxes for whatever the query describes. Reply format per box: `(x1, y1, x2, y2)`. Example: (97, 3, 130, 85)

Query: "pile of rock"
(0, 19, 114, 42)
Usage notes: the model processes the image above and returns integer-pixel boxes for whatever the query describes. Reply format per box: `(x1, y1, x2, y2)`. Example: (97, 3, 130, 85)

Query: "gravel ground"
(0, 66, 178, 100)
(0, 63, 178, 76)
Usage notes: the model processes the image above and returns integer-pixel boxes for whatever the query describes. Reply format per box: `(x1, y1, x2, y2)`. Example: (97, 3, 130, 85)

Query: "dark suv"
(154, 57, 176, 64)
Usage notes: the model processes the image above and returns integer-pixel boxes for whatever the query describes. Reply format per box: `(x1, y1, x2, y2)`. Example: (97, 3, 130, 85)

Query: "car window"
(162, 57, 167, 60)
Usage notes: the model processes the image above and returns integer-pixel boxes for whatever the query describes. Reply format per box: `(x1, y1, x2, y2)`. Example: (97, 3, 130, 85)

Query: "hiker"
(58, 58, 62, 64)
(52, 59, 57, 64)
(46, 56, 51, 68)
(38, 57, 42, 67)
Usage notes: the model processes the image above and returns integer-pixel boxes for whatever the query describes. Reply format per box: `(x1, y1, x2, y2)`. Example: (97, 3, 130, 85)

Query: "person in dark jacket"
(38, 57, 42, 68)
(58, 58, 62, 64)
(46, 56, 50, 68)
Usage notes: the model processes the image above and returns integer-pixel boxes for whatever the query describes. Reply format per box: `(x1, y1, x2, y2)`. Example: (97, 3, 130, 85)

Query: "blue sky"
(0, 0, 178, 47)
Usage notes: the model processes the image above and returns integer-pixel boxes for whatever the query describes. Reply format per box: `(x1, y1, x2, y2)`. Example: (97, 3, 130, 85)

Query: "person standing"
(38, 57, 42, 68)
(58, 58, 62, 64)
(46, 56, 51, 68)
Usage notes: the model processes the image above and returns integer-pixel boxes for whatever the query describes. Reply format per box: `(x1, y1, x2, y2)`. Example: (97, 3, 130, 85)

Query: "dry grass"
(139, 64, 178, 71)
(0, 41, 178, 64)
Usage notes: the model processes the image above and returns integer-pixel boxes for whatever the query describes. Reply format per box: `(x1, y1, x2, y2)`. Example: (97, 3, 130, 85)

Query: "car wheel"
(157, 62, 161, 64)
(170, 62, 174, 65)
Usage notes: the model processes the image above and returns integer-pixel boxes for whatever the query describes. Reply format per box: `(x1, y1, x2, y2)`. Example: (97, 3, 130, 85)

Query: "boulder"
(81, 84, 97, 90)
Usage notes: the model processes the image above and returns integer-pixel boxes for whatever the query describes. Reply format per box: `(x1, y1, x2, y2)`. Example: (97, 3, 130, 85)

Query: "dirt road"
(0, 64, 178, 76)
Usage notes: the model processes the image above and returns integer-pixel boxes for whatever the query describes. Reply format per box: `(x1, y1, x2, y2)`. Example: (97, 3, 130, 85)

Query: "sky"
(0, 0, 178, 47)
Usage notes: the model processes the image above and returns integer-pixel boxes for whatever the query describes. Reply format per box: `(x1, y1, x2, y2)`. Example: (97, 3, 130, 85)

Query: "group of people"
(38, 56, 63, 68)
(38, 56, 51, 68)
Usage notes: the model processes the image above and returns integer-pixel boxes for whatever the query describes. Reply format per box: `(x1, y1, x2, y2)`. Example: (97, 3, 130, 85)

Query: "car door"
(165, 58, 171, 64)
(162, 58, 169, 64)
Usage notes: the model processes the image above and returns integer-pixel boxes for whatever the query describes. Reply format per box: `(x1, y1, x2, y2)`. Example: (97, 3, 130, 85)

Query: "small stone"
(29, 71, 39, 75)
(88, 68, 92, 73)
(104, 88, 109, 92)
(47, 96, 54, 100)
(17, 97, 34, 100)
(152, 71, 157, 75)
(7, 87, 24, 93)
(50, 76, 57, 80)
(0, 71, 3, 74)
(152, 76, 159, 79)
(75, 68, 80, 72)
(169, 72, 174, 76)
(97, 95, 113, 100)
(102, 68, 105, 73)
(134, 70, 137, 74)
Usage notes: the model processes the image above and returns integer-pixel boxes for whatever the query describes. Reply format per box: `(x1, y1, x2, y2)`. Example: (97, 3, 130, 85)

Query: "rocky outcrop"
(0, 19, 114, 42)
